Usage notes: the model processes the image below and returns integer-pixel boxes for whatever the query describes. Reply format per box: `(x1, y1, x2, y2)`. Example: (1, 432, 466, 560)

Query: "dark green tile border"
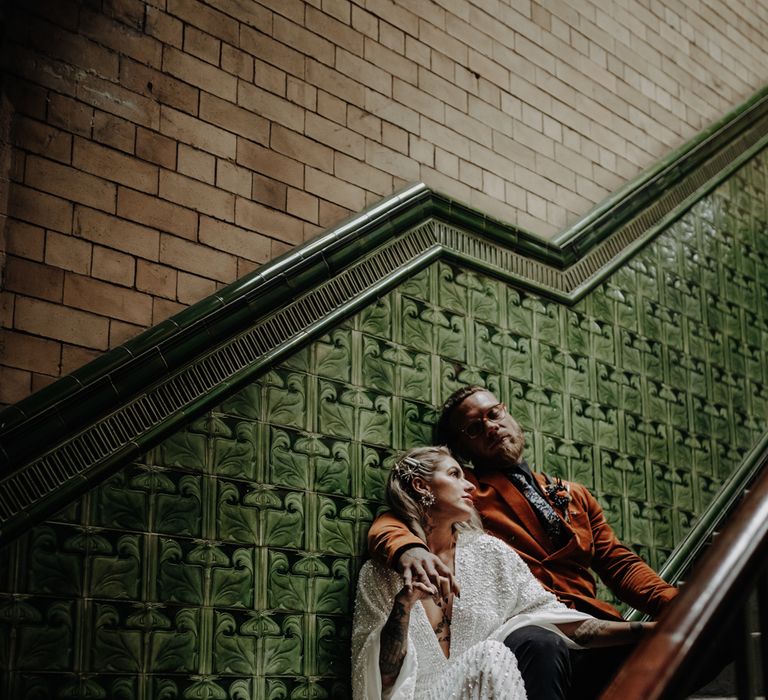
(1, 84, 768, 546)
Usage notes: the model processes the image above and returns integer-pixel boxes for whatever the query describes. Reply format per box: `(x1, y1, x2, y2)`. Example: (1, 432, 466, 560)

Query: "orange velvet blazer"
(368, 468, 678, 621)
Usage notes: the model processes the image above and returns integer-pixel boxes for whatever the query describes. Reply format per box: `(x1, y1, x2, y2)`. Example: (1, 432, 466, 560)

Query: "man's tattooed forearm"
(630, 621, 644, 634)
(380, 599, 409, 678)
(572, 619, 610, 644)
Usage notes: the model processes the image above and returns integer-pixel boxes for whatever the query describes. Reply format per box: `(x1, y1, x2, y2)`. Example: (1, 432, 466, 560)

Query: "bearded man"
(368, 386, 677, 699)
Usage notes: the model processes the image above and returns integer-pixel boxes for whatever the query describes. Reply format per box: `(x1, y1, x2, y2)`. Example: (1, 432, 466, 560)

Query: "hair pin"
(393, 456, 421, 482)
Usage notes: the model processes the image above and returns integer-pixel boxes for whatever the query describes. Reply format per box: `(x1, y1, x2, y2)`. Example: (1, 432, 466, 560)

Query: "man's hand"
(397, 547, 460, 599)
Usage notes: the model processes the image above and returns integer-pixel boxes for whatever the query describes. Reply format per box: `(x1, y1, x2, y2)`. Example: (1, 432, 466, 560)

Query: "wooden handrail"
(601, 456, 768, 700)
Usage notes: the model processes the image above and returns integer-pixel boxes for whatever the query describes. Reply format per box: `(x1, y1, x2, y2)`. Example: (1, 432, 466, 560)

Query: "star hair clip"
(393, 456, 421, 482)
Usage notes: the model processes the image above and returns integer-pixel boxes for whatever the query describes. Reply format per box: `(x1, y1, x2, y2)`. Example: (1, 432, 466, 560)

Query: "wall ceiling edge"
(1, 85, 768, 546)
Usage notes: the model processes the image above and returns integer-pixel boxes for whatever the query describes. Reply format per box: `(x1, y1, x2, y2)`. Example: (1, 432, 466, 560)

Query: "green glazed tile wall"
(2, 152, 768, 699)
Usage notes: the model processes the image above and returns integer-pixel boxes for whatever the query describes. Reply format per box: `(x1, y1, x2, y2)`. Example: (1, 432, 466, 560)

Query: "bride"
(352, 446, 653, 700)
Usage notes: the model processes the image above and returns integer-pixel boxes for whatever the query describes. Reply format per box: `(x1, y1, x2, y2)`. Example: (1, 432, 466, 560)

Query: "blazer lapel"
(480, 470, 553, 550)
(533, 472, 579, 559)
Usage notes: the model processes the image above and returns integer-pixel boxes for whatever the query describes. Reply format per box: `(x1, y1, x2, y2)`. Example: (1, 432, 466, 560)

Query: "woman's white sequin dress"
(352, 532, 591, 700)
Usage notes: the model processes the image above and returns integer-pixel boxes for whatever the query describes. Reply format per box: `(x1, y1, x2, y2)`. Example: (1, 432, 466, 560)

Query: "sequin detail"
(351, 532, 590, 699)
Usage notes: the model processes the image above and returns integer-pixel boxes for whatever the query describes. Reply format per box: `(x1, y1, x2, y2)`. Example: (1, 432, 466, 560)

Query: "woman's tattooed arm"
(379, 595, 412, 688)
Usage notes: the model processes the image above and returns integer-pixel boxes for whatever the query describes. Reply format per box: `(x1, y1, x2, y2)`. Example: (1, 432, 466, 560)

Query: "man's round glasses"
(459, 402, 507, 439)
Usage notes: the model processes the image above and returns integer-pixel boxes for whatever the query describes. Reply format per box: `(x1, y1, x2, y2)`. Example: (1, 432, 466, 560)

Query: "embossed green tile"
(315, 329, 353, 383)
(27, 525, 84, 596)
(591, 287, 613, 322)
(314, 558, 351, 615)
(436, 261, 468, 313)
(508, 379, 536, 430)
(155, 429, 207, 472)
(314, 438, 352, 497)
(468, 272, 502, 325)
(156, 539, 254, 608)
(89, 533, 142, 600)
(211, 416, 260, 481)
(219, 381, 262, 420)
(92, 466, 150, 532)
(316, 615, 350, 677)
(317, 379, 355, 440)
(153, 472, 203, 538)
(507, 288, 533, 337)
(361, 444, 392, 503)
(263, 490, 305, 550)
(398, 266, 430, 299)
(6, 138, 768, 695)
(3, 597, 74, 670)
(264, 370, 310, 432)
(600, 494, 625, 539)
(361, 334, 396, 394)
(434, 309, 467, 362)
(316, 495, 361, 557)
(401, 398, 438, 447)
(537, 389, 563, 437)
(269, 427, 310, 490)
(538, 344, 564, 390)
(600, 456, 625, 495)
(568, 443, 596, 487)
(566, 310, 590, 355)
(357, 294, 392, 339)
(262, 613, 304, 675)
(358, 391, 393, 447)
(91, 602, 199, 673)
(400, 296, 434, 353)
(267, 550, 309, 612)
(216, 479, 260, 544)
(592, 321, 615, 364)
(565, 352, 591, 399)
(398, 347, 432, 401)
(213, 609, 259, 674)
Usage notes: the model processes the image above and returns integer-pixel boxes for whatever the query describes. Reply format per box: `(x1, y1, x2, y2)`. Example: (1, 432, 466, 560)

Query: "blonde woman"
(352, 446, 653, 700)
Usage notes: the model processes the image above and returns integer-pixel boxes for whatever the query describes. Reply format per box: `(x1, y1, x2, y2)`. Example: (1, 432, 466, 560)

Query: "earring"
(419, 490, 435, 508)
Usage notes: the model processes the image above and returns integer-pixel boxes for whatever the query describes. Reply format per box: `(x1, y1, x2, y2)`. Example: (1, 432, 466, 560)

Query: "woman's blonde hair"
(385, 445, 483, 543)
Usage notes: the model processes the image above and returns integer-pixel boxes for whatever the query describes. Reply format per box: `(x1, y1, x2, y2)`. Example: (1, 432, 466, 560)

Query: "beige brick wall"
(0, 0, 767, 404)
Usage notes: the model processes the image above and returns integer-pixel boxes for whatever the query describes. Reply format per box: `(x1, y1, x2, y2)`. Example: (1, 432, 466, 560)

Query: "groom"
(368, 385, 678, 699)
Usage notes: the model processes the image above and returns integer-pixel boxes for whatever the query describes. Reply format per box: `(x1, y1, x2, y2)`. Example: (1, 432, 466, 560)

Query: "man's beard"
(496, 432, 525, 465)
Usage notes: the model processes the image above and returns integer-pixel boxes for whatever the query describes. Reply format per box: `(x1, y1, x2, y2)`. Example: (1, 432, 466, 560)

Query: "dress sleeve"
(351, 563, 418, 700)
(500, 540, 568, 617)
(489, 536, 593, 649)
(583, 488, 678, 617)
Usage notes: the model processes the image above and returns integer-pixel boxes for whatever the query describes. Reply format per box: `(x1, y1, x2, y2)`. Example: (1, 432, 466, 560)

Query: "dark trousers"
(504, 625, 638, 700)
(568, 644, 635, 699)
(504, 626, 572, 700)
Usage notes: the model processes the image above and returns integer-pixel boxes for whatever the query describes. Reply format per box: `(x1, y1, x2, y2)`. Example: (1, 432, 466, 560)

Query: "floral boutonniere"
(544, 475, 572, 521)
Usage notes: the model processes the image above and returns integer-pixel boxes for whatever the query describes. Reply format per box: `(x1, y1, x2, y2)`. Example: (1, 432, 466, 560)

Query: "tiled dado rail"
(1, 85, 768, 697)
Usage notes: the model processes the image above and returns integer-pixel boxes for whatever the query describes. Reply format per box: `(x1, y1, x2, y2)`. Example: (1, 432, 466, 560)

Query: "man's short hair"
(434, 385, 487, 456)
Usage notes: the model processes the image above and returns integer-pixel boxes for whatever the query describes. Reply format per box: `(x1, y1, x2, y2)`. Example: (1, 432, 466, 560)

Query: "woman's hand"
(398, 547, 460, 600)
(379, 581, 439, 690)
(396, 580, 439, 607)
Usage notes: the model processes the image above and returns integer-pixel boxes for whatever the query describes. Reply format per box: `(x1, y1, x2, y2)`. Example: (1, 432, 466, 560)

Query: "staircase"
(602, 457, 768, 700)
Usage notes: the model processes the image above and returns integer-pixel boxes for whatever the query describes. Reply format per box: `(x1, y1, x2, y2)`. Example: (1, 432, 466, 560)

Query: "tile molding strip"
(1, 86, 768, 545)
